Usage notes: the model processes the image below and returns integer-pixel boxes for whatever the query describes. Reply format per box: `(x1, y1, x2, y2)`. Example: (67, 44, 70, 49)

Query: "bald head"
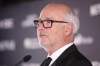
(43, 3, 73, 13)
(40, 3, 74, 20)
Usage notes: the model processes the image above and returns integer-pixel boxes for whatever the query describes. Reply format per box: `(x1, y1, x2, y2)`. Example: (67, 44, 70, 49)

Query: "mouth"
(38, 34, 47, 41)
(39, 33, 47, 37)
(40, 35, 47, 37)
(38, 31, 47, 38)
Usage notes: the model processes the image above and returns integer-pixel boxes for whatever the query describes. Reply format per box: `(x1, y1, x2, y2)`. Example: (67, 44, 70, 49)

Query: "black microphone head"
(23, 55, 32, 62)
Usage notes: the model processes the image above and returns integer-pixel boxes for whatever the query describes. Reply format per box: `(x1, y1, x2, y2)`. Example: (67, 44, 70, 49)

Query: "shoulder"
(63, 49, 92, 66)
(70, 60, 92, 66)
(62, 50, 92, 66)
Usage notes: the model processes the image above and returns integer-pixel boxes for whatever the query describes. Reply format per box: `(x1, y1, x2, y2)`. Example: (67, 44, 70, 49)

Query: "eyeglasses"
(33, 20, 68, 28)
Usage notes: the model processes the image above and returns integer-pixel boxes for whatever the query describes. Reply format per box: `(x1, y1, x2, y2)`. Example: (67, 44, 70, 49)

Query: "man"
(33, 3, 92, 66)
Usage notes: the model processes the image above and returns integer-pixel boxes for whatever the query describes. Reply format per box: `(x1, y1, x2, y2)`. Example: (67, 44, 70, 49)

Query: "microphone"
(15, 55, 32, 66)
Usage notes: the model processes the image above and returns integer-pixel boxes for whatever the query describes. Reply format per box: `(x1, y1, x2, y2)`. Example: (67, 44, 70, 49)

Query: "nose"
(37, 23, 45, 30)
(37, 23, 45, 35)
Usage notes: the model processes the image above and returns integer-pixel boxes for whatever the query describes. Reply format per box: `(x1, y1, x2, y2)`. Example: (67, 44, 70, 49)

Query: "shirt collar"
(48, 42, 74, 66)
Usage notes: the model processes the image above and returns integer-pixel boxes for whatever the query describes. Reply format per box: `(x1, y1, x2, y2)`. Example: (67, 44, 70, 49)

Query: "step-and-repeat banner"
(0, 0, 100, 66)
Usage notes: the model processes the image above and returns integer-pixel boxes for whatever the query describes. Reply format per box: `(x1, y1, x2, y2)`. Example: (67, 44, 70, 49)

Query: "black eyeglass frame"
(33, 20, 68, 28)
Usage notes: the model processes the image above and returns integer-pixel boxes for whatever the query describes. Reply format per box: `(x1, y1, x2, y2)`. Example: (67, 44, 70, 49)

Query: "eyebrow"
(39, 17, 53, 20)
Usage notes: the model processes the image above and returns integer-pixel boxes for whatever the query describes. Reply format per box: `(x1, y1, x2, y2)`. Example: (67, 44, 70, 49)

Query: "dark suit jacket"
(51, 44, 92, 66)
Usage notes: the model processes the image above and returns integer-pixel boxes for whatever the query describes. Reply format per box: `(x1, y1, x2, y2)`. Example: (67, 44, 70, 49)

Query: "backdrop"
(0, 0, 100, 66)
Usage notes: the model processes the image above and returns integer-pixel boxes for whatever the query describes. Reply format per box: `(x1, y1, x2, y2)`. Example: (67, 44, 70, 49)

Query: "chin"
(39, 42, 50, 48)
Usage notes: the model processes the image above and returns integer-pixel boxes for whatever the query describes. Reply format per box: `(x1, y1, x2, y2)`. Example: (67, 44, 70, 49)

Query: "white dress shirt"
(48, 42, 74, 66)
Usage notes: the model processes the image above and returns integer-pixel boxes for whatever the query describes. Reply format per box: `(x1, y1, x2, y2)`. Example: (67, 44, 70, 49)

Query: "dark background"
(0, 0, 100, 66)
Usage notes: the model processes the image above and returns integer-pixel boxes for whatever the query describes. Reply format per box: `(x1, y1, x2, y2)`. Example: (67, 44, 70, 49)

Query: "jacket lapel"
(51, 44, 78, 66)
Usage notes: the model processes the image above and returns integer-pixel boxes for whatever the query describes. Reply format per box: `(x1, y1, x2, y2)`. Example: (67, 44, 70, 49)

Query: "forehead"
(39, 9, 65, 20)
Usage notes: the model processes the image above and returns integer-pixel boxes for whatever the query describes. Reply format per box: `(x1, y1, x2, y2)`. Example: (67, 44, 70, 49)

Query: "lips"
(40, 34, 46, 36)
(38, 31, 47, 37)
(39, 33, 47, 37)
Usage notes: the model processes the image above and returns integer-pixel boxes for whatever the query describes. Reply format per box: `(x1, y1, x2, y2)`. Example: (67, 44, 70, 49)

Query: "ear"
(65, 22, 73, 36)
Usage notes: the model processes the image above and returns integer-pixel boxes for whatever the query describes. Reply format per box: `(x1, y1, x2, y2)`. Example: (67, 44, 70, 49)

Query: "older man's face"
(37, 7, 67, 49)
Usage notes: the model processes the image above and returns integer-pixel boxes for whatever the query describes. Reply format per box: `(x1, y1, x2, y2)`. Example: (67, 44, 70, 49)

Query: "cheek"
(51, 27, 65, 40)
(46, 29, 57, 42)
(47, 28, 62, 40)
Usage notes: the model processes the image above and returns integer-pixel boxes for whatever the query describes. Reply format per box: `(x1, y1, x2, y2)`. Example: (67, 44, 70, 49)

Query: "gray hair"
(64, 10, 80, 35)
